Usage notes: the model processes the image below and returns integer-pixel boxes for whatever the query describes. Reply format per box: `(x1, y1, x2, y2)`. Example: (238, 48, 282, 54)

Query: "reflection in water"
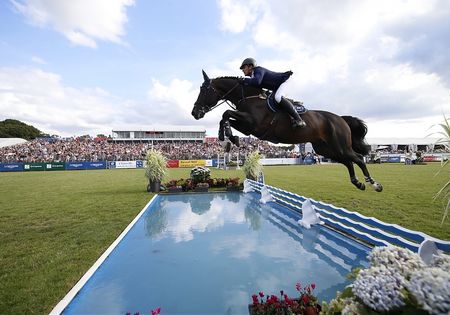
(224, 192, 241, 203)
(190, 193, 215, 215)
(144, 201, 168, 238)
(64, 192, 370, 315)
(244, 199, 262, 231)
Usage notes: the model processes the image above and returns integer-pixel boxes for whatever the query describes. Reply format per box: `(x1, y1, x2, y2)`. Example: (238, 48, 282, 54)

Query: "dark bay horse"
(192, 70, 382, 192)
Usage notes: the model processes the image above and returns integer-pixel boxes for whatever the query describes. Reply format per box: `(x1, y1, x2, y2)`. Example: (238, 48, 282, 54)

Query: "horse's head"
(192, 70, 222, 120)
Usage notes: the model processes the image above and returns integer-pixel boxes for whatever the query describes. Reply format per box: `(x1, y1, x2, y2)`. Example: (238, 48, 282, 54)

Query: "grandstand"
(111, 125, 206, 143)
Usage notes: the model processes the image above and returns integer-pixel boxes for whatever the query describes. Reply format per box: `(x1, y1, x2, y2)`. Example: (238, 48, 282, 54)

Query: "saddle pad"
(266, 93, 308, 114)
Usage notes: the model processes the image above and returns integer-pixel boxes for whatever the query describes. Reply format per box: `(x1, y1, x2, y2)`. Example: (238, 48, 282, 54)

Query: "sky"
(0, 0, 449, 139)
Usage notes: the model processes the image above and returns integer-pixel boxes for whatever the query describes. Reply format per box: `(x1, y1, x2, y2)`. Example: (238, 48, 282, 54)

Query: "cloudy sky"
(1, 0, 449, 139)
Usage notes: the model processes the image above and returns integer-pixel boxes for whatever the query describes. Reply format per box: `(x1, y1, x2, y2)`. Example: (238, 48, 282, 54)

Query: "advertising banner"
(115, 161, 137, 169)
(388, 156, 401, 163)
(23, 163, 46, 171)
(86, 161, 106, 170)
(0, 163, 24, 172)
(66, 161, 107, 170)
(167, 160, 179, 168)
(179, 160, 206, 168)
(45, 162, 65, 171)
(136, 160, 144, 168)
(211, 159, 218, 167)
(205, 160, 213, 167)
(66, 162, 86, 170)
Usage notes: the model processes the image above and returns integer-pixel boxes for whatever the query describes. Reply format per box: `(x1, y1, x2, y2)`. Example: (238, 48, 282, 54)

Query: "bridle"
(195, 80, 241, 115)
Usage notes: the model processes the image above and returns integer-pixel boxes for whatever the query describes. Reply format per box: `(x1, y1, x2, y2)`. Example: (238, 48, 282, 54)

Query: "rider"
(239, 57, 306, 128)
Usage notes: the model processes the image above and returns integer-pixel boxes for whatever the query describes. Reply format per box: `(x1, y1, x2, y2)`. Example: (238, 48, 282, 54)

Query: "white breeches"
(274, 79, 293, 102)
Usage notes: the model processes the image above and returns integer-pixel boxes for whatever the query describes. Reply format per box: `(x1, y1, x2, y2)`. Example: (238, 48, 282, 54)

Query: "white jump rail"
(246, 179, 450, 254)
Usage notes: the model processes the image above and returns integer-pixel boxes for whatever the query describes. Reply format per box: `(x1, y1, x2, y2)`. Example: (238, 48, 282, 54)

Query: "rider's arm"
(243, 67, 265, 86)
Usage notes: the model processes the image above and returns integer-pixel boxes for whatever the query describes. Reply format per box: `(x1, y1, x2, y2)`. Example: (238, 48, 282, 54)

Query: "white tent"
(0, 138, 28, 148)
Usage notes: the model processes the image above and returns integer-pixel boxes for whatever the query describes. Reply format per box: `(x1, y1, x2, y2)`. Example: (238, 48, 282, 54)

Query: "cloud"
(146, 78, 222, 132)
(11, 0, 135, 48)
(31, 56, 46, 64)
(0, 66, 141, 136)
(217, 0, 450, 137)
(218, 0, 262, 33)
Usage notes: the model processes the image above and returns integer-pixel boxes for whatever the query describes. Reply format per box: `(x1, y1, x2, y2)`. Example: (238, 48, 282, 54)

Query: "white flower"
(341, 298, 365, 315)
(368, 245, 425, 278)
(352, 265, 406, 311)
(407, 267, 450, 315)
(430, 254, 450, 272)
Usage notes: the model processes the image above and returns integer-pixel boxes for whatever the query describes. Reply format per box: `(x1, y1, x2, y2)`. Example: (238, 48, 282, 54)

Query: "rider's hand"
(237, 77, 245, 84)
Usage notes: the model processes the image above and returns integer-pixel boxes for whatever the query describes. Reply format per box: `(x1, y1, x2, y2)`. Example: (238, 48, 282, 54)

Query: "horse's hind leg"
(342, 160, 366, 190)
(352, 153, 383, 192)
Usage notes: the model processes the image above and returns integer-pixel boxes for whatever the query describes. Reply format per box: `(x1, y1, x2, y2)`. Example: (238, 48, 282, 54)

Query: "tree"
(0, 119, 43, 140)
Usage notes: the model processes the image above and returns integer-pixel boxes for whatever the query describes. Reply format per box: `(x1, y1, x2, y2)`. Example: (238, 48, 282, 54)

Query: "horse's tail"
(341, 116, 370, 155)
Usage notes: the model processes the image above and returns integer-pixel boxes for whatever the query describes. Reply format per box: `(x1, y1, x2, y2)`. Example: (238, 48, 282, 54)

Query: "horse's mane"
(213, 76, 263, 95)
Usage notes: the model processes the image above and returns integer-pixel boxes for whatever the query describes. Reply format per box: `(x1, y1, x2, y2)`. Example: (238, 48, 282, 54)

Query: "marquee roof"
(0, 138, 28, 148)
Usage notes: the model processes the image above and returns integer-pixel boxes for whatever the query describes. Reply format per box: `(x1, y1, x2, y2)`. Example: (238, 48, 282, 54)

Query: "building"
(111, 125, 206, 143)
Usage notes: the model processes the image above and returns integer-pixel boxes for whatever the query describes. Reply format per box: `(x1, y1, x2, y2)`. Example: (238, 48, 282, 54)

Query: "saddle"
(262, 91, 308, 114)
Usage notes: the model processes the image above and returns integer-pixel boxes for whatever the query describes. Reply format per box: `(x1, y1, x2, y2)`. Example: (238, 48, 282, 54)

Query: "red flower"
(301, 294, 310, 305)
(259, 291, 265, 298)
(311, 283, 316, 290)
(252, 294, 259, 305)
(296, 282, 302, 291)
(151, 307, 161, 315)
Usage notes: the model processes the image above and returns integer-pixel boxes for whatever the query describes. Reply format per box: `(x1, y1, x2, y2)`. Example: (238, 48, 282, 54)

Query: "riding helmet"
(240, 57, 257, 69)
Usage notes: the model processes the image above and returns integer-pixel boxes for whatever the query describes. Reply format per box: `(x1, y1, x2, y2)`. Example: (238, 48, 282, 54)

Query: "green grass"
(0, 163, 448, 314)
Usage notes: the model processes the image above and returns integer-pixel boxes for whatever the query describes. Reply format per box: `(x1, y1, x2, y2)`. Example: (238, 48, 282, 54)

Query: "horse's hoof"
(375, 184, 383, 192)
(358, 183, 365, 190)
(231, 136, 240, 147)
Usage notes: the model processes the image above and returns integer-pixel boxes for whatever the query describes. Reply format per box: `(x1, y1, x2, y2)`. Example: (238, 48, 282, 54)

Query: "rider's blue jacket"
(243, 66, 292, 91)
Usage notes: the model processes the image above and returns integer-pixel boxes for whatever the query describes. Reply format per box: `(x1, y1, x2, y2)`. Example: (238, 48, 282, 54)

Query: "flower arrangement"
(242, 151, 263, 180)
(163, 177, 241, 192)
(249, 282, 320, 315)
(321, 245, 450, 315)
(145, 149, 168, 192)
(190, 166, 211, 184)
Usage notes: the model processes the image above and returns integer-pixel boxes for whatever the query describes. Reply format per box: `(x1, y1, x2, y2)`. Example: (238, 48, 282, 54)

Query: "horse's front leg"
(220, 110, 248, 147)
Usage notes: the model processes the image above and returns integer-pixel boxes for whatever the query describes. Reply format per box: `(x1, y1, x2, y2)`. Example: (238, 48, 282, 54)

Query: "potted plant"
(249, 282, 321, 315)
(190, 166, 210, 192)
(242, 151, 263, 181)
(145, 149, 167, 193)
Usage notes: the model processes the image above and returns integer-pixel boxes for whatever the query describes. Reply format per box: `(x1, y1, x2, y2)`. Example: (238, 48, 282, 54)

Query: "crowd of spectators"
(0, 136, 299, 163)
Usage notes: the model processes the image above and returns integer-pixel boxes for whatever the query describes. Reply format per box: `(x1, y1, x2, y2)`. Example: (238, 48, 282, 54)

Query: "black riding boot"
(278, 97, 306, 128)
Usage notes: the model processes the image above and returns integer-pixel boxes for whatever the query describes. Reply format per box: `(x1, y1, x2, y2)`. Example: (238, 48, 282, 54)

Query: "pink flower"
(259, 291, 264, 298)
(311, 283, 316, 290)
(296, 282, 302, 291)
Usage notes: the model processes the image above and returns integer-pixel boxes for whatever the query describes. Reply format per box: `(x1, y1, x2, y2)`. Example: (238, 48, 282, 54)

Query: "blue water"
(63, 192, 370, 315)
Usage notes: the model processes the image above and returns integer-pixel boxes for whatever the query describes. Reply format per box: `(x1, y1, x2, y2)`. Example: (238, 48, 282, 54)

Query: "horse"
(192, 70, 383, 192)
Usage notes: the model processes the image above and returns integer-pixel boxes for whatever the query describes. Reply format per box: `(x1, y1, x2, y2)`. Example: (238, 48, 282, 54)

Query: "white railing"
(246, 179, 450, 254)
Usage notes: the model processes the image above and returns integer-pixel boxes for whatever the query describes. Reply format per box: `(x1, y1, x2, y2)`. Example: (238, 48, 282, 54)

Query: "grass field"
(0, 163, 448, 314)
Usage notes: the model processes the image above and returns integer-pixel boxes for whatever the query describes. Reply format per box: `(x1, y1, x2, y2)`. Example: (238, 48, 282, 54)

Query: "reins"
(208, 81, 240, 111)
